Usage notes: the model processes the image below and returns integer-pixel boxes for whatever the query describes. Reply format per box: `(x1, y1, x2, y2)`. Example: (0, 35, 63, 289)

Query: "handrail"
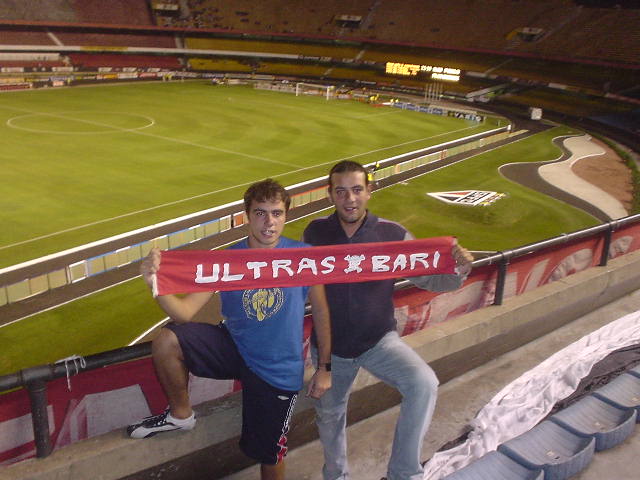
(395, 214, 640, 296)
(0, 343, 152, 393)
(2, 212, 640, 459)
(0, 343, 151, 458)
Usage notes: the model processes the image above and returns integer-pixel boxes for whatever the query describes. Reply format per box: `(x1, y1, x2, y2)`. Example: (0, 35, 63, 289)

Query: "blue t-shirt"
(220, 236, 310, 391)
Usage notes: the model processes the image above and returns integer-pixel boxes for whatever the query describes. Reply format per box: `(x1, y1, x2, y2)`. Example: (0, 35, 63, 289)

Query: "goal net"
(295, 82, 335, 100)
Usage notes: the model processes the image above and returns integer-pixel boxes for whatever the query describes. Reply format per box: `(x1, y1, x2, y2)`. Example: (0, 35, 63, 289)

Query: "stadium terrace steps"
(442, 382, 640, 478)
(442, 451, 544, 480)
(497, 421, 596, 480)
(627, 364, 640, 379)
(439, 337, 640, 478)
(592, 372, 640, 416)
(549, 395, 637, 451)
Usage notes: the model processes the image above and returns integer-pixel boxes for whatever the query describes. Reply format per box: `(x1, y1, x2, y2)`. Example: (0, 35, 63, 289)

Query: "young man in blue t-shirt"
(128, 179, 332, 480)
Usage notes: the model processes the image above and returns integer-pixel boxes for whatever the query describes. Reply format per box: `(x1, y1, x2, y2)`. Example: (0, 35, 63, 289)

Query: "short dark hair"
(243, 178, 291, 213)
(328, 160, 369, 189)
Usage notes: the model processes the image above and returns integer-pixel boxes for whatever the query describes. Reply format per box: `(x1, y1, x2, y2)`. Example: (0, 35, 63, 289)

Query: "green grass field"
(0, 81, 494, 268)
(0, 81, 600, 376)
(0, 124, 599, 376)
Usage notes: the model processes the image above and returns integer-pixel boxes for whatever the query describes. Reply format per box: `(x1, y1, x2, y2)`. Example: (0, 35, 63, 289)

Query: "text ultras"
(194, 251, 441, 284)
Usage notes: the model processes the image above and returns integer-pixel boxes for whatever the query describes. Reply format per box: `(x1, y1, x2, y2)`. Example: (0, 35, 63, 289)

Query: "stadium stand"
(67, 53, 182, 69)
(54, 32, 176, 48)
(0, 0, 637, 99)
(0, 29, 54, 45)
(501, 89, 635, 118)
(158, 0, 640, 65)
(184, 36, 361, 58)
(254, 62, 330, 77)
(518, 6, 640, 65)
(0, 59, 66, 68)
(0, 0, 76, 23)
(171, 0, 371, 35)
(71, 0, 152, 25)
(2, 0, 639, 66)
(0, 0, 153, 25)
(188, 57, 253, 72)
(363, 0, 548, 48)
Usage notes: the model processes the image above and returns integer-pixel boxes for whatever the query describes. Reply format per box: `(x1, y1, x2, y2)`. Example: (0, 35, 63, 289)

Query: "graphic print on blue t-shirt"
(220, 236, 310, 391)
(242, 288, 285, 321)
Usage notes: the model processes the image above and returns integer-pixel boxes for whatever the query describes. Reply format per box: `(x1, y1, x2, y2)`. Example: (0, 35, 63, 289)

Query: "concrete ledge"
(5, 250, 640, 480)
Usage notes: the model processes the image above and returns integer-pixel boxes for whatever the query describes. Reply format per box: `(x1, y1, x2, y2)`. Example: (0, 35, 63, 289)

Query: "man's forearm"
(155, 291, 214, 324)
(312, 304, 331, 364)
(309, 285, 332, 364)
(155, 295, 192, 323)
(314, 315, 331, 364)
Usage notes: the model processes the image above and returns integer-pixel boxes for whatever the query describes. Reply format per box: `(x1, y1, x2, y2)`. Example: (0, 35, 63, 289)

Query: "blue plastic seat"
(626, 364, 640, 380)
(498, 420, 595, 480)
(442, 450, 544, 480)
(592, 373, 640, 420)
(549, 395, 637, 451)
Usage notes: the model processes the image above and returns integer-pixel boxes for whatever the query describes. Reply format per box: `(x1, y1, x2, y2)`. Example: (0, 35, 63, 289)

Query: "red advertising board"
(2, 224, 639, 465)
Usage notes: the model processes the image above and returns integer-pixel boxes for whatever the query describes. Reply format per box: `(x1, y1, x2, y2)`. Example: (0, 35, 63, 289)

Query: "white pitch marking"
(6, 111, 156, 134)
(0, 104, 300, 168)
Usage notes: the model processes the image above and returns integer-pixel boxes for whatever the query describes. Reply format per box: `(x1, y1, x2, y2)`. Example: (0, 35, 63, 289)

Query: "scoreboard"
(385, 62, 461, 81)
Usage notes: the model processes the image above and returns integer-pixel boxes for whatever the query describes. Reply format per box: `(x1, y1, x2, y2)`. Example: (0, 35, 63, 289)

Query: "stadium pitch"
(0, 82, 599, 376)
(0, 81, 494, 269)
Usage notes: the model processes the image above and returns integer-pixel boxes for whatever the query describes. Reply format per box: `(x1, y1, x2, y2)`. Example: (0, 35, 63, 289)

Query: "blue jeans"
(313, 331, 439, 480)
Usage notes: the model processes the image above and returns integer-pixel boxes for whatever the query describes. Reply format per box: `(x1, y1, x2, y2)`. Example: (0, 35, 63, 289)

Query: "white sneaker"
(127, 409, 196, 438)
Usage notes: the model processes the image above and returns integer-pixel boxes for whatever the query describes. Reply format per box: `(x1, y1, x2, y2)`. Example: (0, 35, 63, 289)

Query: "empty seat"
(549, 395, 637, 451)
(592, 373, 640, 419)
(442, 450, 543, 480)
(498, 420, 595, 480)
(627, 364, 640, 379)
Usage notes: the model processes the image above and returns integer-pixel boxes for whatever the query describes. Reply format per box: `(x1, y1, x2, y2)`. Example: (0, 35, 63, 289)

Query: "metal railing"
(2, 213, 639, 459)
(0, 343, 151, 458)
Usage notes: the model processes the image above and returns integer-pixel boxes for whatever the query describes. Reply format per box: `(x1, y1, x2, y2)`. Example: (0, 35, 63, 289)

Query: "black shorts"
(164, 322, 298, 465)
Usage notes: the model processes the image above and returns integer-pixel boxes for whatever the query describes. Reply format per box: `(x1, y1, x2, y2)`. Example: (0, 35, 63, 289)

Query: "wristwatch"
(317, 362, 332, 372)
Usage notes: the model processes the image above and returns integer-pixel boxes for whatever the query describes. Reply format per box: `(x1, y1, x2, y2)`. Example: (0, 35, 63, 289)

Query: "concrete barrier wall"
(5, 249, 640, 480)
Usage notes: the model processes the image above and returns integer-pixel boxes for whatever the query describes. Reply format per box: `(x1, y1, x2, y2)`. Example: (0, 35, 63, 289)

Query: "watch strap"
(317, 362, 331, 372)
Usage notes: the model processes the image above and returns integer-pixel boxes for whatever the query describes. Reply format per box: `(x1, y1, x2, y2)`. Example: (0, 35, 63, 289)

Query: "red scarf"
(154, 237, 456, 295)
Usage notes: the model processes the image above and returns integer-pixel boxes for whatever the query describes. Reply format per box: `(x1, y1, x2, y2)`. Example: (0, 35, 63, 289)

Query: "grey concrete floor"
(226, 288, 640, 480)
